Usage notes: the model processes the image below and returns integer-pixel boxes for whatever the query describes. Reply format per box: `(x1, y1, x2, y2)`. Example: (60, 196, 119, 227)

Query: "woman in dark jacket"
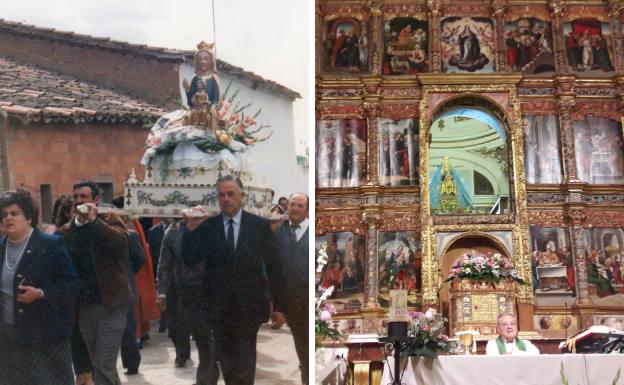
(0, 189, 78, 385)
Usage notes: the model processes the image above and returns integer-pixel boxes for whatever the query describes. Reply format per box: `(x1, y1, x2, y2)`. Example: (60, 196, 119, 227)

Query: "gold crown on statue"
(196, 41, 215, 53)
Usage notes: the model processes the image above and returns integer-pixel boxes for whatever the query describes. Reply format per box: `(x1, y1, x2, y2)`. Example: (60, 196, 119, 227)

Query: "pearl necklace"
(4, 228, 33, 271)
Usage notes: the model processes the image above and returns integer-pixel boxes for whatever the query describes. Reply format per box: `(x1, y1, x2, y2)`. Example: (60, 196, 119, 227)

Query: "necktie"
(227, 219, 235, 251)
(291, 223, 299, 242)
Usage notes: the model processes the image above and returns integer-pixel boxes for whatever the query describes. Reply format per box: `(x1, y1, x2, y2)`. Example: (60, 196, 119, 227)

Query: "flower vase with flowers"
(404, 308, 454, 358)
(315, 242, 340, 345)
(442, 252, 526, 287)
(315, 286, 340, 345)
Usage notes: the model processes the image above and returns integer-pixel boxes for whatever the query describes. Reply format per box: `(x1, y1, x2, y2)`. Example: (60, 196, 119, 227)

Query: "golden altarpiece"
(315, 0, 624, 380)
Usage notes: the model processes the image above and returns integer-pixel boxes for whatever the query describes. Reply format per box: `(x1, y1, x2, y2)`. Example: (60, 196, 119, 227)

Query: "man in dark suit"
(272, 193, 309, 385)
(148, 220, 168, 278)
(148, 219, 169, 333)
(182, 175, 285, 385)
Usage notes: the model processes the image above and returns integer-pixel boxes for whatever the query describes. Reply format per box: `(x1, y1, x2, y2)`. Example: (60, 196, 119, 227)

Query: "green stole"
(496, 336, 526, 354)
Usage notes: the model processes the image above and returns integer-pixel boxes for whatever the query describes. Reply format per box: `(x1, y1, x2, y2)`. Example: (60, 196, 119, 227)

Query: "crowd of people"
(0, 176, 309, 385)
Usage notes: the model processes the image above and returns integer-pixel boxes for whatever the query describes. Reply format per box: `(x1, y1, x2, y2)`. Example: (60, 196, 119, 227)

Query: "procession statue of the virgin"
(140, 41, 269, 182)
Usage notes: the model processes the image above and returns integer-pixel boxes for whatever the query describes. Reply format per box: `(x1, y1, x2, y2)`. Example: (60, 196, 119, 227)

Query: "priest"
(485, 312, 540, 356)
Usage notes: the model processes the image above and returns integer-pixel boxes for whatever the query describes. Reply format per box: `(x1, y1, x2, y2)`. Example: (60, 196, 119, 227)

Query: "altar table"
(381, 354, 623, 385)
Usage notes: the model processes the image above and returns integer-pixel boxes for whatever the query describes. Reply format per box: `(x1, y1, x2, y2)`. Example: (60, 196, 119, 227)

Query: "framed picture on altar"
(379, 118, 419, 186)
(580, 228, 624, 304)
(382, 17, 429, 75)
(321, 17, 370, 74)
(573, 117, 624, 184)
(316, 232, 365, 311)
(377, 231, 421, 308)
(528, 226, 575, 304)
(523, 115, 563, 184)
(534, 313, 579, 338)
(504, 17, 555, 74)
(440, 17, 496, 73)
(593, 314, 624, 329)
(316, 119, 367, 188)
(563, 19, 615, 75)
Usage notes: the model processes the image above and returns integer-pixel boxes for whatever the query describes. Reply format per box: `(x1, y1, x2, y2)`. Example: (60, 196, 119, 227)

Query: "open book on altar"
(560, 326, 624, 354)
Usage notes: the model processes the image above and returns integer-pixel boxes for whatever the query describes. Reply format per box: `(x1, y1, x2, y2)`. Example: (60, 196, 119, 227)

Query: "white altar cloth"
(381, 354, 623, 385)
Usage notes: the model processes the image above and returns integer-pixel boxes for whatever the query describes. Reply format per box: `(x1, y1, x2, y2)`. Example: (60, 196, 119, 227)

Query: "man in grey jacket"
(157, 219, 220, 385)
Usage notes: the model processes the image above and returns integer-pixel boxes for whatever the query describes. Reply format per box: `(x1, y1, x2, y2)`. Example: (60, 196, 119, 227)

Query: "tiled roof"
(0, 19, 301, 100)
(0, 56, 165, 124)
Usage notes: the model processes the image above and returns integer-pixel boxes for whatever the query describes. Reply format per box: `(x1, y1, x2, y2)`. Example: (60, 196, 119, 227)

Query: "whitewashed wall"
(179, 63, 307, 199)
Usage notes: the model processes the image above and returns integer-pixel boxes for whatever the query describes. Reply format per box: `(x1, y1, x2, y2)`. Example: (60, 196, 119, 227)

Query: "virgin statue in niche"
(430, 156, 473, 213)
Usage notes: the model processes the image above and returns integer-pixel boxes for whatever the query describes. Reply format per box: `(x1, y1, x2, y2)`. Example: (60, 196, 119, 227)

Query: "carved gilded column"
(549, 0, 569, 73)
(555, 76, 581, 183)
(362, 198, 381, 310)
(617, 76, 624, 117)
(608, 0, 624, 73)
(315, 2, 323, 75)
(427, 0, 442, 73)
(368, 1, 382, 75)
(566, 206, 590, 304)
(492, 0, 507, 72)
(363, 98, 381, 185)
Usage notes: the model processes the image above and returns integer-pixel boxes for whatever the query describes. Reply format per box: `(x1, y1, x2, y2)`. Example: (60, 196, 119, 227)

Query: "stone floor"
(117, 323, 301, 385)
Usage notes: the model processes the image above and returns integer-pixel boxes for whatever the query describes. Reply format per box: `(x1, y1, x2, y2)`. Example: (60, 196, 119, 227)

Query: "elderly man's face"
(217, 180, 245, 218)
(287, 194, 308, 226)
(497, 314, 518, 343)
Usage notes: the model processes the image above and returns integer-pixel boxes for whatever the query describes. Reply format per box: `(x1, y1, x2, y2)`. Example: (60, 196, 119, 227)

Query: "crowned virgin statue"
(140, 41, 269, 182)
(429, 156, 473, 213)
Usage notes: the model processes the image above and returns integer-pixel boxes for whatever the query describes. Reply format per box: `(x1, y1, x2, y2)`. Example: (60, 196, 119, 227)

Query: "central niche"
(428, 102, 511, 215)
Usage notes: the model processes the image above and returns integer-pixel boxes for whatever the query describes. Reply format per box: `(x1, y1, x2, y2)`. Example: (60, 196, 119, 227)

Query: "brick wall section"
(0, 31, 182, 107)
(7, 121, 147, 203)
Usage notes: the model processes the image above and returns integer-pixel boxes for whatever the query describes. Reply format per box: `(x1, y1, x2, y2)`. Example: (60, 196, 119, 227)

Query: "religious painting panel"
(377, 231, 422, 308)
(564, 19, 615, 75)
(316, 232, 366, 312)
(429, 108, 510, 215)
(321, 18, 369, 74)
(316, 119, 367, 188)
(379, 118, 419, 186)
(441, 17, 496, 73)
(593, 315, 624, 329)
(523, 115, 563, 184)
(335, 318, 364, 335)
(534, 313, 579, 338)
(573, 117, 624, 184)
(529, 226, 575, 306)
(382, 17, 429, 75)
(505, 17, 555, 74)
(581, 228, 624, 305)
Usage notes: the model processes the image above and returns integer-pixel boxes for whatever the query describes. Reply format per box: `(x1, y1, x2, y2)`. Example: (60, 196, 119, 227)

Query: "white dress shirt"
(290, 218, 309, 242)
(222, 209, 242, 248)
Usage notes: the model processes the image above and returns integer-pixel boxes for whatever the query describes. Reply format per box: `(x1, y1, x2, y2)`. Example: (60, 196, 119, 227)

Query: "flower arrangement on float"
(404, 308, 453, 358)
(142, 81, 271, 178)
(442, 252, 526, 286)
